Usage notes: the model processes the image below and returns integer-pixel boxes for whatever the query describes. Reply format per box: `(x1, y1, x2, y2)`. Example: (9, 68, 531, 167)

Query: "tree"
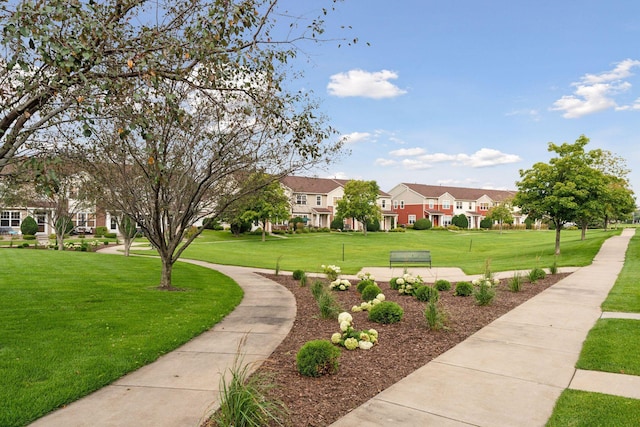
(590, 150, 636, 230)
(238, 175, 290, 242)
(451, 214, 468, 229)
(0, 0, 347, 172)
(336, 180, 381, 237)
(20, 215, 38, 235)
(115, 213, 139, 257)
(515, 135, 598, 255)
(485, 201, 514, 234)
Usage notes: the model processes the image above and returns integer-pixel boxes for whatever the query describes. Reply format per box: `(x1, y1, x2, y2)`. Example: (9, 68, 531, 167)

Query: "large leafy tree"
(239, 176, 291, 242)
(0, 0, 343, 172)
(514, 136, 594, 255)
(336, 180, 381, 237)
(486, 200, 514, 234)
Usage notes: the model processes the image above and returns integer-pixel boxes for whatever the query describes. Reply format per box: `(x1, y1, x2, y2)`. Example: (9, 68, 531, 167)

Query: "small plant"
(361, 284, 382, 301)
(213, 351, 288, 427)
(473, 279, 496, 306)
(292, 269, 305, 280)
(549, 260, 558, 275)
(356, 278, 376, 293)
(390, 273, 423, 296)
(296, 340, 341, 377)
(310, 280, 325, 300)
(528, 267, 546, 283)
(320, 264, 341, 281)
(274, 255, 283, 275)
(317, 291, 342, 319)
(414, 285, 439, 302)
(508, 272, 523, 292)
(454, 281, 473, 296)
(329, 278, 351, 291)
(351, 293, 385, 312)
(299, 272, 307, 287)
(434, 279, 451, 291)
(424, 299, 447, 330)
(330, 312, 378, 351)
(20, 216, 39, 236)
(368, 301, 404, 324)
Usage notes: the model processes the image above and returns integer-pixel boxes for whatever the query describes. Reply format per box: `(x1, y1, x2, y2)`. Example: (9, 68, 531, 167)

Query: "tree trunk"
(57, 234, 64, 251)
(581, 224, 587, 240)
(158, 255, 174, 290)
(555, 226, 561, 256)
(123, 235, 133, 256)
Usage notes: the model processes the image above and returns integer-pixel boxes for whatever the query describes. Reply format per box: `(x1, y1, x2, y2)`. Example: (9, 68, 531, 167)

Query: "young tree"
(336, 180, 381, 237)
(514, 136, 594, 255)
(486, 201, 514, 234)
(238, 176, 291, 242)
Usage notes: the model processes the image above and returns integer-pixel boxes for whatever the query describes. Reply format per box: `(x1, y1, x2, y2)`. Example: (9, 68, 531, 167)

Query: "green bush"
(22, 234, 36, 240)
(413, 218, 432, 230)
(480, 217, 493, 229)
(94, 226, 108, 237)
(292, 269, 305, 280)
(415, 285, 439, 302)
(451, 214, 469, 229)
(368, 301, 404, 324)
(366, 218, 380, 232)
(434, 279, 451, 291)
(330, 217, 344, 231)
(528, 267, 546, 282)
(356, 279, 375, 293)
(454, 281, 473, 296)
(104, 232, 117, 239)
(296, 340, 341, 377)
(473, 282, 495, 306)
(361, 284, 382, 302)
(20, 216, 39, 236)
(389, 227, 406, 232)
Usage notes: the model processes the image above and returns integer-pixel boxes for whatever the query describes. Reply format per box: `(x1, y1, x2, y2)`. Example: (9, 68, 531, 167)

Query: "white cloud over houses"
(327, 69, 407, 99)
(551, 59, 640, 118)
(376, 147, 521, 170)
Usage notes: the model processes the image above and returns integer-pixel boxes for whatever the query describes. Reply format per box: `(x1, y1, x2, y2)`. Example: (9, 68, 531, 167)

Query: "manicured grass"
(175, 228, 620, 274)
(546, 389, 640, 426)
(576, 319, 640, 375)
(602, 233, 640, 313)
(0, 250, 243, 427)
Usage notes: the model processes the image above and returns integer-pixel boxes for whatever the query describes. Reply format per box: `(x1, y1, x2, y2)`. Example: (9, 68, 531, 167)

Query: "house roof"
(402, 183, 516, 202)
(281, 176, 391, 197)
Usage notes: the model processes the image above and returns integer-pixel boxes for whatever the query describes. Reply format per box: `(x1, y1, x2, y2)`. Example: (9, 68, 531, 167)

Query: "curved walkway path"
(30, 251, 296, 427)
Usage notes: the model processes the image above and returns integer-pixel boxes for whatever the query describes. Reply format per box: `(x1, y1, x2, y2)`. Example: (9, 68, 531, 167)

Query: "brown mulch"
(208, 272, 569, 427)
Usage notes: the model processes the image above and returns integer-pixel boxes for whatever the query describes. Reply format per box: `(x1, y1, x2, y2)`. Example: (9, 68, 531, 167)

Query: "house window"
(469, 203, 473, 210)
(77, 212, 87, 226)
(456, 201, 463, 210)
(443, 200, 450, 209)
(316, 195, 322, 206)
(443, 216, 452, 226)
(428, 199, 434, 209)
(1, 211, 20, 227)
(408, 215, 416, 225)
(110, 217, 118, 230)
(381, 199, 386, 209)
(393, 200, 398, 209)
(400, 200, 405, 209)
(480, 203, 489, 211)
(296, 194, 307, 205)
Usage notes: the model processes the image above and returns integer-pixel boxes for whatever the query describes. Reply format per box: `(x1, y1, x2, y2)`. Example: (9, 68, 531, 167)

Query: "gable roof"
(402, 183, 516, 202)
(281, 176, 390, 197)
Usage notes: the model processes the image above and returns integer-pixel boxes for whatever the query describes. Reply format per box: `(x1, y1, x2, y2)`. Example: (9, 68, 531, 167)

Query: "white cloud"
(341, 132, 372, 144)
(374, 158, 396, 166)
(389, 147, 426, 157)
(327, 69, 407, 99)
(452, 148, 522, 168)
(327, 172, 350, 180)
(506, 109, 541, 121)
(401, 159, 432, 170)
(551, 59, 640, 118)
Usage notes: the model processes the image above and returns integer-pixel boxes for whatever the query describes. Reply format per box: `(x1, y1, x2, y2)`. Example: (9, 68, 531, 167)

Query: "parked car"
(71, 226, 93, 235)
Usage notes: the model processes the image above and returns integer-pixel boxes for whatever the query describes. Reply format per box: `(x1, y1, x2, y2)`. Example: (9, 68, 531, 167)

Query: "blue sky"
(278, 0, 640, 196)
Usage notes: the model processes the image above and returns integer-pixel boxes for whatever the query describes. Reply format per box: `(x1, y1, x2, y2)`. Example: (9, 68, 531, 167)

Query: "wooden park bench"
(389, 250, 432, 268)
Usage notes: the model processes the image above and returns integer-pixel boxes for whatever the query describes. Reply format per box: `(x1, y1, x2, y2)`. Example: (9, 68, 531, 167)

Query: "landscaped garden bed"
(211, 271, 569, 426)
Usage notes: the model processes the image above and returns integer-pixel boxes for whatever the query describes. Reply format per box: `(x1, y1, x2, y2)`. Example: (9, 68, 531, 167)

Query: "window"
(428, 199, 434, 209)
(443, 216, 452, 226)
(442, 199, 450, 209)
(110, 217, 118, 230)
(469, 202, 473, 210)
(408, 215, 416, 225)
(0, 211, 20, 227)
(316, 195, 322, 206)
(381, 199, 386, 209)
(480, 202, 489, 211)
(456, 201, 463, 210)
(393, 200, 398, 209)
(400, 200, 405, 209)
(296, 194, 307, 205)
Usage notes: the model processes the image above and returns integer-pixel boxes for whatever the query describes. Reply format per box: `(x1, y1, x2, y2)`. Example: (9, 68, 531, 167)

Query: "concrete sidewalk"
(30, 260, 296, 427)
(331, 228, 637, 427)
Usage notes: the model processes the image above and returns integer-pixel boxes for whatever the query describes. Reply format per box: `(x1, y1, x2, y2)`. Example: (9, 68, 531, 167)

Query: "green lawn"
(175, 228, 620, 274)
(0, 250, 243, 427)
(602, 232, 640, 313)
(546, 390, 640, 427)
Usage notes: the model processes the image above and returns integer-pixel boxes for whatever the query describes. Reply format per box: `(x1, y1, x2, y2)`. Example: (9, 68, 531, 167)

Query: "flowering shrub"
(351, 293, 385, 312)
(329, 279, 351, 291)
(356, 272, 377, 293)
(330, 312, 378, 350)
(321, 264, 341, 281)
(368, 301, 404, 324)
(390, 273, 424, 296)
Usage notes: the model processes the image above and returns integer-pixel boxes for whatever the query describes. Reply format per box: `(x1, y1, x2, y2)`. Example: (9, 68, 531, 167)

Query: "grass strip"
(547, 389, 640, 426)
(576, 319, 640, 375)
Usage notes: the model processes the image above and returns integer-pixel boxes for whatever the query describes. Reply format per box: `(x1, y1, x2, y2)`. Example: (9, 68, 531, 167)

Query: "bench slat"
(389, 250, 431, 268)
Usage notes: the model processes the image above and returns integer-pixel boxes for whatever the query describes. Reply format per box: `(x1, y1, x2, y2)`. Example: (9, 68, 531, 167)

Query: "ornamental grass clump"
(414, 285, 439, 302)
(330, 312, 378, 350)
(454, 281, 473, 296)
(424, 299, 447, 331)
(317, 291, 342, 319)
(473, 264, 498, 306)
(296, 340, 341, 377)
(390, 273, 423, 296)
(368, 301, 404, 324)
(310, 280, 325, 300)
(508, 272, 523, 292)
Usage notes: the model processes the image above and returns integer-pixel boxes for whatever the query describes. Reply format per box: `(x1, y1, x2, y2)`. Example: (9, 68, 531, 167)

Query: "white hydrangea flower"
(396, 278, 405, 285)
(358, 341, 374, 350)
(376, 293, 385, 301)
(338, 312, 352, 323)
(340, 321, 350, 332)
(352, 305, 360, 312)
(344, 338, 358, 350)
(331, 332, 342, 344)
